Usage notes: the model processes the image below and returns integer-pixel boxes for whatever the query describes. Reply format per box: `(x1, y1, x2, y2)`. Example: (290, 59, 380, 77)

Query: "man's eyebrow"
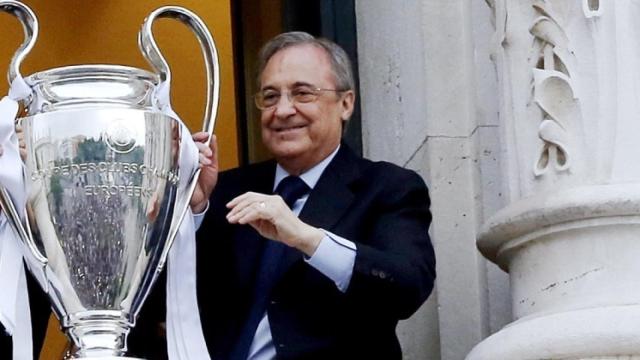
(260, 82, 314, 91)
(260, 85, 278, 92)
(292, 81, 313, 88)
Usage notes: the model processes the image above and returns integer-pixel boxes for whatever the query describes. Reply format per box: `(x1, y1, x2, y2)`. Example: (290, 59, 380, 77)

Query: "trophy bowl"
(0, 2, 219, 358)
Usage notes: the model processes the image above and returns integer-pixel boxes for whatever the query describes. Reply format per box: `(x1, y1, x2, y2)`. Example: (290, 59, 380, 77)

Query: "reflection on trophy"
(0, 1, 219, 358)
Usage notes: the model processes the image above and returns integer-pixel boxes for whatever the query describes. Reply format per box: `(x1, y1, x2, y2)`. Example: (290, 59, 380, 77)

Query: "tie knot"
(275, 176, 310, 208)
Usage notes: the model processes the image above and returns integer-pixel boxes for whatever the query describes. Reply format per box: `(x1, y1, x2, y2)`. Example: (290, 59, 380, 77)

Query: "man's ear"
(340, 90, 355, 121)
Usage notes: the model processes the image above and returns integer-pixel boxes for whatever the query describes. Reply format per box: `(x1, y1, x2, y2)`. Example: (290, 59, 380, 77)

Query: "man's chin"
(266, 139, 308, 156)
(269, 143, 310, 166)
(271, 147, 304, 160)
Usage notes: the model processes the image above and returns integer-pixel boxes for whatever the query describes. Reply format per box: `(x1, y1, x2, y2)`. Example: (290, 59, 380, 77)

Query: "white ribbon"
(0, 76, 35, 360)
(155, 82, 211, 360)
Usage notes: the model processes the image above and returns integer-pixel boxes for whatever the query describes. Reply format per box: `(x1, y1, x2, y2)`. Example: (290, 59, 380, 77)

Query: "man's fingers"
(227, 200, 271, 224)
(226, 193, 278, 222)
(198, 153, 212, 166)
(195, 141, 213, 158)
(226, 196, 262, 219)
(226, 192, 260, 209)
(228, 205, 262, 224)
(194, 133, 218, 172)
(192, 131, 210, 142)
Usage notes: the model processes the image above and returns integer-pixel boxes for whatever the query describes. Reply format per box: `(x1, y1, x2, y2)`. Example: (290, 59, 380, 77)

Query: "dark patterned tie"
(231, 176, 310, 360)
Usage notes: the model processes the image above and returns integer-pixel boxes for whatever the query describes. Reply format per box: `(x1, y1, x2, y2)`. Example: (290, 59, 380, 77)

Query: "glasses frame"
(254, 86, 347, 110)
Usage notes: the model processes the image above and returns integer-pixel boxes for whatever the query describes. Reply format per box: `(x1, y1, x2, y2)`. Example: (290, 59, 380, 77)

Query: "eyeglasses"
(254, 86, 346, 110)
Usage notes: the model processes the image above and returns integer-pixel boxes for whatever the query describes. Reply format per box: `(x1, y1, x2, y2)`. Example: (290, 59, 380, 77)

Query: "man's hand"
(225, 192, 324, 257)
(190, 132, 218, 213)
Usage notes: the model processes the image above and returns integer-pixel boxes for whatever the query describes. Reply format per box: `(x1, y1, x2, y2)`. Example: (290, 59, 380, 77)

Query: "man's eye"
(292, 89, 316, 101)
(262, 93, 280, 103)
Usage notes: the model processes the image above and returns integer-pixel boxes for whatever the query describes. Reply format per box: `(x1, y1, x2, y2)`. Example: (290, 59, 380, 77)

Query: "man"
(188, 31, 436, 359)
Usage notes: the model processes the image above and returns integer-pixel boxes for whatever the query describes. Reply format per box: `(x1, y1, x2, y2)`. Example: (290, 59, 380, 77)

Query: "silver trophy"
(0, 1, 219, 358)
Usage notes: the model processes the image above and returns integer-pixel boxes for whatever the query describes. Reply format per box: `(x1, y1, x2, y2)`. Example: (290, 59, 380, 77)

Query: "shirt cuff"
(192, 201, 209, 230)
(305, 230, 356, 292)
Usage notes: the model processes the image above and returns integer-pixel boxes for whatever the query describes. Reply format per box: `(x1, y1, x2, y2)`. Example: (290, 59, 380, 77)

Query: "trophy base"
(63, 311, 142, 360)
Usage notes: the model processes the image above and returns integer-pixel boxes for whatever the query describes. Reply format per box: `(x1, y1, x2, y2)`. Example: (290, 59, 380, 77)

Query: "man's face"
(259, 44, 354, 174)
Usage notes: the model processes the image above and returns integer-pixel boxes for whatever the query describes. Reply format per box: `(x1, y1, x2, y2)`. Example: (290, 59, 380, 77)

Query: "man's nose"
(273, 93, 296, 117)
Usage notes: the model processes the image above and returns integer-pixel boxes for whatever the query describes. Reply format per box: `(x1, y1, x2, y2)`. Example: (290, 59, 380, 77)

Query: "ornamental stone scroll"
(468, 1, 640, 359)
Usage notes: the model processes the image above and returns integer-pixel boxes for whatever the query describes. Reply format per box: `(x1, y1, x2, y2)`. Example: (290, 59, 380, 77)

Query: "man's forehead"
(260, 45, 334, 88)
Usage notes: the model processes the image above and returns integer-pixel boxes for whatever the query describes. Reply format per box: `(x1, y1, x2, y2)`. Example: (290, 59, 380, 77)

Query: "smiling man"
(195, 31, 435, 360)
(135, 31, 436, 360)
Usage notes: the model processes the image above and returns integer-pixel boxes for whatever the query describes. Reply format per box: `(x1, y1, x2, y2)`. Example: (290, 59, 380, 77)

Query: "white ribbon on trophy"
(0, 76, 34, 360)
(0, 75, 211, 360)
(155, 81, 212, 360)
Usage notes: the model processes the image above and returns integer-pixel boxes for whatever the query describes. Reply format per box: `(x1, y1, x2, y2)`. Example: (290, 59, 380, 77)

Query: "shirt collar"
(274, 145, 341, 192)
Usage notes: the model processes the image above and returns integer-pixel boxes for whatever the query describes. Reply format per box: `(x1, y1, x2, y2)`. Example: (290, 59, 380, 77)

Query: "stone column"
(468, 0, 640, 358)
(357, 1, 509, 359)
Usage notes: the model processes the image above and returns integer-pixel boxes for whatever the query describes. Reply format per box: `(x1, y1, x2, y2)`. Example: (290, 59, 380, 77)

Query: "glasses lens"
(254, 94, 265, 109)
(256, 91, 281, 109)
(291, 87, 318, 104)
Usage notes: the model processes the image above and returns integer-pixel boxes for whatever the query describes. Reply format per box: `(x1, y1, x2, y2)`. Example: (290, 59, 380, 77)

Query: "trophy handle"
(138, 6, 220, 137)
(0, 0, 38, 85)
(0, 2, 45, 265)
(138, 7, 220, 269)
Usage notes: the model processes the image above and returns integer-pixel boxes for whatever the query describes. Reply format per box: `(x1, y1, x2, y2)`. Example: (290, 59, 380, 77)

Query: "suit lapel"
(281, 145, 362, 271)
(299, 145, 360, 229)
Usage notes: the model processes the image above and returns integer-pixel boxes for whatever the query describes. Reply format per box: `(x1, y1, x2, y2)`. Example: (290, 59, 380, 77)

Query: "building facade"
(357, 0, 640, 359)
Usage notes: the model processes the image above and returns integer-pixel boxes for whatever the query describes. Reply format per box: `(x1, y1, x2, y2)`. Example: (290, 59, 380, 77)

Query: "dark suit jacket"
(194, 144, 435, 360)
(0, 266, 50, 359)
